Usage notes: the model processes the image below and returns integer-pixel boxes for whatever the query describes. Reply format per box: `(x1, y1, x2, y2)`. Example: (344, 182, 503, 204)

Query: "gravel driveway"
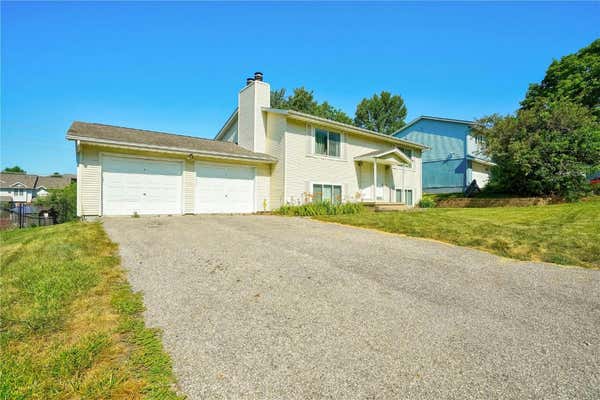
(103, 215, 600, 399)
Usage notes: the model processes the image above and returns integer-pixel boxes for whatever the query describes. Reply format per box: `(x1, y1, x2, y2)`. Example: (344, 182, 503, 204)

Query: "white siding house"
(69, 73, 427, 217)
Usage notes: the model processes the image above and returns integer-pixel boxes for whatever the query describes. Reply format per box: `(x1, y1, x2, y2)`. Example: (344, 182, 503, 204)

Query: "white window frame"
(312, 127, 343, 159)
(311, 182, 343, 204)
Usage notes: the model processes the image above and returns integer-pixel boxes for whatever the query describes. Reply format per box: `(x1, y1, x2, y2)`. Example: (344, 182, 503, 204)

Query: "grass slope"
(316, 198, 600, 268)
(0, 222, 183, 399)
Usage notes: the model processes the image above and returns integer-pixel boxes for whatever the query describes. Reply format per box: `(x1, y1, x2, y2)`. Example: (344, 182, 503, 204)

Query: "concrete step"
(373, 203, 408, 212)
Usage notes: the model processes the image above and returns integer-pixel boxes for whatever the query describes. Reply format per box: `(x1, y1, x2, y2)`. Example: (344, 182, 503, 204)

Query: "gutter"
(66, 135, 278, 164)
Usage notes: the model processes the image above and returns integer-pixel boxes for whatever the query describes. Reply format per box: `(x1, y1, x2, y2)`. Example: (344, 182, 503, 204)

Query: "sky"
(1, 2, 598, 175)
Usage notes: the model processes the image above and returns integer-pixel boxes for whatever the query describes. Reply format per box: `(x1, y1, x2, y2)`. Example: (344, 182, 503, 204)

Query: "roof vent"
(254, 71, 263, 81)
(246, 77, 255, 85)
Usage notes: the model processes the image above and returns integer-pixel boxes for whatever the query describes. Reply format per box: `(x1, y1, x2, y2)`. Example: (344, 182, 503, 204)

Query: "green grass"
(0, 222, 183, 400)
(316, 197, 600, 268)
(275, 201, 364, 216)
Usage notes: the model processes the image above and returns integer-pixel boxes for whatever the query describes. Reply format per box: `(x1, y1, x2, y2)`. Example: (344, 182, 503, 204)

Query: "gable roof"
(37, 174, 77, 189)
(393, 116, 475, 136)
(0, 173, 38, 189)
(67, 121, 277, 163)
(0, 173, 76, 190)
(354, 148, 413, 165)
(262, 108, 429, 150)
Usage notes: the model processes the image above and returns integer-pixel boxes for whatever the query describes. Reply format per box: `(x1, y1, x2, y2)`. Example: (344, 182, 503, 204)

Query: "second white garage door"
(102, 155, 183, 216)
(196, 163, 255, 213)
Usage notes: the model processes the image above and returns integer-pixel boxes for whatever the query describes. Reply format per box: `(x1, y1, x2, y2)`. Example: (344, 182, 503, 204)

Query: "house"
(67, 73, 427, 217)
(393, 116, 495, 194)
(0, 173, 76, 203)
(35, 174, 77, 197)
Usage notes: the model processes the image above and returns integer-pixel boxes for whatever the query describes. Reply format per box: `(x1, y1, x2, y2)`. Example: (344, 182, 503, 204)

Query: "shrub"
(275, 201, 364, 216)
(418, 198, 436, 208)
(34, 183, 77, 223)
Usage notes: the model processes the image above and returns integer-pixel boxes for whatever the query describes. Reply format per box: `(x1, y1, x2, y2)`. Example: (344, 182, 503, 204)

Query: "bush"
(418, 198, 436, 208)
(34, 183, 77, 223)
(275, 201, 364, 216)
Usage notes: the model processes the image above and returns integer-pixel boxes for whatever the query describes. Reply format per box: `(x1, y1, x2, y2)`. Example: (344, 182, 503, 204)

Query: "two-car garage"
(101, 155, 256, 216)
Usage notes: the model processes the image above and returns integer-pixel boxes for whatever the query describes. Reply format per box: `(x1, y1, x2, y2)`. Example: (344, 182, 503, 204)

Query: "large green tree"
(473, 101, 600, 200)
(2, 166, 26, 173)
(354, 91, 408, 134)
(521, 39, 600, 117)
(270, 87, 353, 124)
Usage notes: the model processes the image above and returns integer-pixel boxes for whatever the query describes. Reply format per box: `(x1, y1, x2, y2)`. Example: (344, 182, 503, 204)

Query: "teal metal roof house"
(393, 116, 495, 194)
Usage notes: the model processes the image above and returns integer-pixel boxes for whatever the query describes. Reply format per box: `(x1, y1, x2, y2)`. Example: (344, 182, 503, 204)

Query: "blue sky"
(1, 2, 598, 175)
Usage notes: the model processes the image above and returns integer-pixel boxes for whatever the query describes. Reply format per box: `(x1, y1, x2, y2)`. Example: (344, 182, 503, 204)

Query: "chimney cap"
(246, 77, 255, 85)
(254, 71, 263, 81)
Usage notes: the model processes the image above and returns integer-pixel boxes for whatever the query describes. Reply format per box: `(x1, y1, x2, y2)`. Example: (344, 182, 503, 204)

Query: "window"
(395, 189, 402, 203)
(313, 184, 342, 204)
(314, 128, 341, 157)
(474, 135, 485, 145)
(404, 189, 413, 206)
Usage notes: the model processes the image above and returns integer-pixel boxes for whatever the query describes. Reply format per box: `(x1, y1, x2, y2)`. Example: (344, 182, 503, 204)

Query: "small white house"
(68, 73, 427, 217)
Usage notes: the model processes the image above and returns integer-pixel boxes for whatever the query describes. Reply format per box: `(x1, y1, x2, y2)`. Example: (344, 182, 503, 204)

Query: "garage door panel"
(102, 155, 182, 216)
(196, 163, 255, 214)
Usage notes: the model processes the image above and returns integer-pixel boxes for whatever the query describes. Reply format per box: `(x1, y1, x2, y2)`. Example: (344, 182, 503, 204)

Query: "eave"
(66, 135, 277, 164)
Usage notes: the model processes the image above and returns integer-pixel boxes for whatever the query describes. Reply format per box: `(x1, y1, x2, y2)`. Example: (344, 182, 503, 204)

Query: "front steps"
(362, 202, 408, 212)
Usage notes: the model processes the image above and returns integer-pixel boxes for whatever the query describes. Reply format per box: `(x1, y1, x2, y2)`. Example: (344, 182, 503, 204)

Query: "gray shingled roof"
(37, 174, 77, 189)
(67, 121, 277, 162)
(0, 173, 38, 188)
(0, 173, 76, 190)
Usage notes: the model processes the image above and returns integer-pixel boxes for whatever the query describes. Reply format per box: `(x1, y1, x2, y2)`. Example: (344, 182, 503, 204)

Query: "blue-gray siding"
(395, 119, 471, 191)
(422, 159, 465, 191)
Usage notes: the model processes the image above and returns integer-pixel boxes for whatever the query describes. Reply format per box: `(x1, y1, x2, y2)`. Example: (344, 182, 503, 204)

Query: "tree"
(269, 87, 353, 124)
(354, 91, 408, 134)
(2, 166, 26, 173)
(34, 183, 77, 223)
(521, 39, 600, 118)
(472, 100, 600, 200)
(270, 88, 288, 109)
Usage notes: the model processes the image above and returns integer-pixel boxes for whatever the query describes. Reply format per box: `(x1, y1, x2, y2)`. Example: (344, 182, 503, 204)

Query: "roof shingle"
(67, 122, 276, 162)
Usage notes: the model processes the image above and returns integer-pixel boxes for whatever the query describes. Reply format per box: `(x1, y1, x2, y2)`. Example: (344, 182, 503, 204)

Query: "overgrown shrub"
(275, 201, 364, 216)
(418, 198, 436, 208)
(34, 183, 77, 223)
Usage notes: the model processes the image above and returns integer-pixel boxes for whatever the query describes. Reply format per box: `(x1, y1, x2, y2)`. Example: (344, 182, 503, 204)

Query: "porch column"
(373, 160, 377, 200)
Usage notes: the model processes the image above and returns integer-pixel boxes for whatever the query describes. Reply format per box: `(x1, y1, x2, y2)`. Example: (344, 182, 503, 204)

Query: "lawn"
(0, 222, 183, 399)
(316, 197, 600, 268)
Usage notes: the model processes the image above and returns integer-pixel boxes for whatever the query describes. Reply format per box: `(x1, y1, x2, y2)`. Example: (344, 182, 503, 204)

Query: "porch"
(355, 148, 415, 206)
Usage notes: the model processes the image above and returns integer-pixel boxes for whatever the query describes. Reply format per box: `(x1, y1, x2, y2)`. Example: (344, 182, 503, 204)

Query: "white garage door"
(196, 163, 255, 213)
(102, 155, 182, 216)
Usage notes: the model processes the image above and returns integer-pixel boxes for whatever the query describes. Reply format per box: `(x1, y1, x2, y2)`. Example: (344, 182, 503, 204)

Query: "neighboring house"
(393, 116, 495, 193)
(67, 73, 427, 217)
(0, 173, 76, 203)
(36, 174, 77, 197)
(0, 173, 39, 203)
